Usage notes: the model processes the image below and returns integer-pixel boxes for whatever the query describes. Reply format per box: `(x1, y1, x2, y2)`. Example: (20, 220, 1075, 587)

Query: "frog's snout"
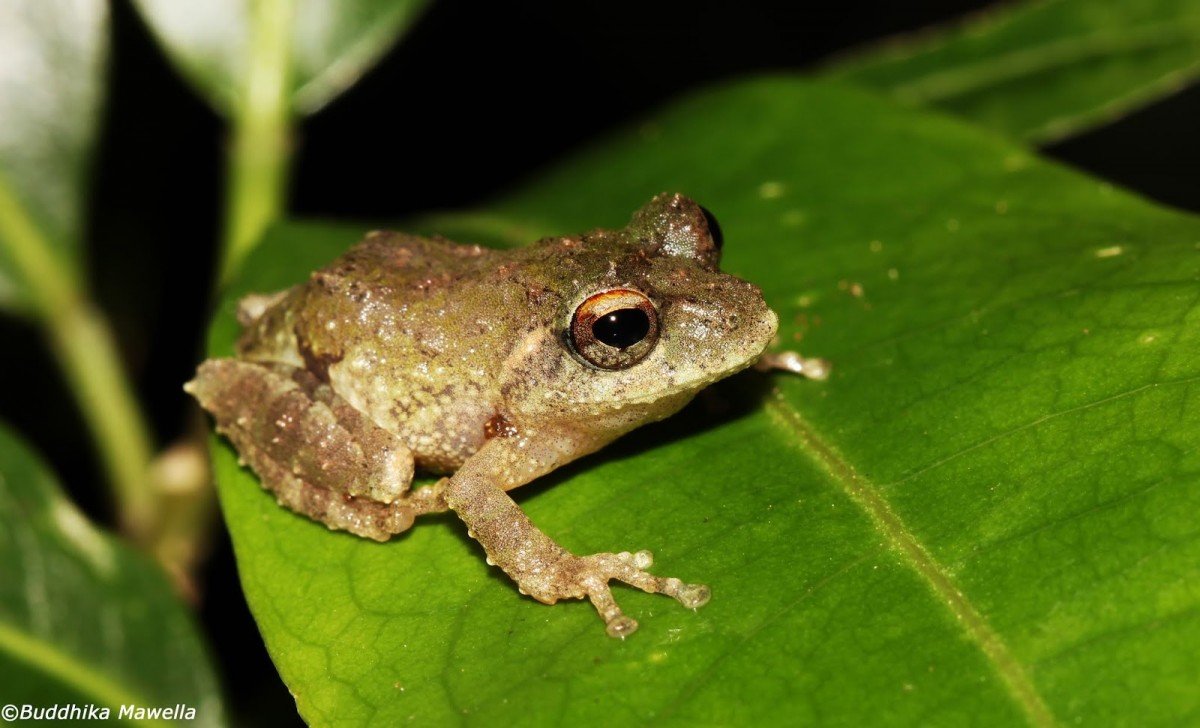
(762, 305, 780, 339)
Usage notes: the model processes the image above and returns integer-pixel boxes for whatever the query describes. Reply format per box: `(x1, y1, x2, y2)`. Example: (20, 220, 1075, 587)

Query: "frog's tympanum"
(187, 193, 827, 637)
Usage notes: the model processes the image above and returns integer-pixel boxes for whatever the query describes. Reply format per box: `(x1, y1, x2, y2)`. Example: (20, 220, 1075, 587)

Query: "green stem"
(51, 307, 157, 540)
(0, 176, 157, 542)
(0, 176, 77, 311)
(220, 0, 294, 284)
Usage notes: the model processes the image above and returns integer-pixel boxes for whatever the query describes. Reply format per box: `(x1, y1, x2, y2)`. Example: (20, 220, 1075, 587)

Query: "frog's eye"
(699, 205, 723, 250)
(570, 289, 660, 370)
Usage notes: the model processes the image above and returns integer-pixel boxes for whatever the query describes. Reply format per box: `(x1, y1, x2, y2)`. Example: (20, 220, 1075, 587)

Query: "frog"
(186, 192, 828, 637)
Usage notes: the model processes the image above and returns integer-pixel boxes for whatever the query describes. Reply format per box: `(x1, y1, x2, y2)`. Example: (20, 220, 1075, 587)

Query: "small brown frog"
(187, 193, 827, 637)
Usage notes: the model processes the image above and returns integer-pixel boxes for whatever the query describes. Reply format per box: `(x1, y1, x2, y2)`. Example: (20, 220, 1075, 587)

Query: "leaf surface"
(0, 425, 226, 725)
(211, 78, 1200, 725)
(0, 0, 106, 312)
(822, 0, 1200, 143)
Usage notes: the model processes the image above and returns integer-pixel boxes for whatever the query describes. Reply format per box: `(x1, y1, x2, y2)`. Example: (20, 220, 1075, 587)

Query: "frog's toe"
(671, 580, 711, 609)
(604, 613, 639, 639)
(582, 581, 639, 638)
(574, 550, 710, 637)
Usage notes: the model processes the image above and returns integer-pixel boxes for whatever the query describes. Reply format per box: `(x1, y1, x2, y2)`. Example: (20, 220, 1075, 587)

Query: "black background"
(3, 1, 1198, 724)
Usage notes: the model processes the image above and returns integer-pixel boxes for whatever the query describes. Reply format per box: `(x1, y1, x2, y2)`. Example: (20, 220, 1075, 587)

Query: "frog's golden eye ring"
(570, 289, 660, 370)
(699, 205, 723, 251)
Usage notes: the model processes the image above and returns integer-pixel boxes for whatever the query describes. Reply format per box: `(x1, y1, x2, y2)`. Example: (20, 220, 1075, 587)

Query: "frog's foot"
(245, 447, 449, 542)
(534, 550, 710, 638)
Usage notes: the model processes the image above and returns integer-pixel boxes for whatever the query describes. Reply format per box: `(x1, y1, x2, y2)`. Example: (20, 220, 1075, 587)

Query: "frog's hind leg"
(187, 359, 448, 541)
(235, 441, 434, 541)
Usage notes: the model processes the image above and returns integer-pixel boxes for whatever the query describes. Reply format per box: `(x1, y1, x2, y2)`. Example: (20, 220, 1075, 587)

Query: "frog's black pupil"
(592, 308, 650, 348)
(700, 206, 724, 250)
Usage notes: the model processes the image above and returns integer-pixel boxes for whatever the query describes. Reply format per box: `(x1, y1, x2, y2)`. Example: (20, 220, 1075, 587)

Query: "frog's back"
(238, 232, 539, 472)
(321, 231, 497, 288)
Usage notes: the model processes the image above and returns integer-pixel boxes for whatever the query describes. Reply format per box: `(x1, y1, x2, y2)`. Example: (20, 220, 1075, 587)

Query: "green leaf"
(0, 1, 157, 540)
(0, 0, 106, 313)
(131, 0, 432, 115)
(210, 78, 1200, 725)
(0, 423, 226, 725)
(821, 0, 1200, 143)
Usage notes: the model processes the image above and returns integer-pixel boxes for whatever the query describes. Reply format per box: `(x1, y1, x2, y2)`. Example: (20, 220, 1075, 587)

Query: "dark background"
(3, 1, 1197, 724)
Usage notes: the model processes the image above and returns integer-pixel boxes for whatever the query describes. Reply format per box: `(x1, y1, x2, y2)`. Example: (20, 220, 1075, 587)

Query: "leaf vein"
(658, 548, 883, 722)
(766, 390, 1057, 727)
(884, 376, 1200, 488)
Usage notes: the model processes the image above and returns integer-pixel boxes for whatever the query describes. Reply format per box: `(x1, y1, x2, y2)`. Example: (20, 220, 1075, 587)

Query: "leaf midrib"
(0, 619, 168, 727)
(764, 390, 1057, 728)
(883, 21, 1200, 105)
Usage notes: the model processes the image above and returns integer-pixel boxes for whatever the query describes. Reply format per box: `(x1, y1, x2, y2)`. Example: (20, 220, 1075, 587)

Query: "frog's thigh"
(189, 359, 444, 540)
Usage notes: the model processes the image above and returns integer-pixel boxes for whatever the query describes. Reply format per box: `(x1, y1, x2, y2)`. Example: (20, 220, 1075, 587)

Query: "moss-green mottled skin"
(188, 193, 789, 637)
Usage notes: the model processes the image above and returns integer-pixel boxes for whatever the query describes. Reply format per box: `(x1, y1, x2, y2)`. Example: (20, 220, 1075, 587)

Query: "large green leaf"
(209, 78, 1200, 725)
(131, 0, 431, 115)
(0, 424, 226, 725)
(0, 0, 106, 313)
(822, 0, 1200, 143)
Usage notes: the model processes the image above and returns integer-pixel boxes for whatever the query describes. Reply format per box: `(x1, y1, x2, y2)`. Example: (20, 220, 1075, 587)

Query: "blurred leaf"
(210, 77, 1200, 725)
(0, 1, 156, 540)
(0, 0, 106, 313)
(0, 424, 226, 725)
(131, 0, 432, 115)
(822, 0, 1200, 143)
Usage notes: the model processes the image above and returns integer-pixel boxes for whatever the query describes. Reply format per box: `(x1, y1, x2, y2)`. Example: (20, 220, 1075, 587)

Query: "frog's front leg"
(442, 437, 709, 638)
(186, 359, 448, 540)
